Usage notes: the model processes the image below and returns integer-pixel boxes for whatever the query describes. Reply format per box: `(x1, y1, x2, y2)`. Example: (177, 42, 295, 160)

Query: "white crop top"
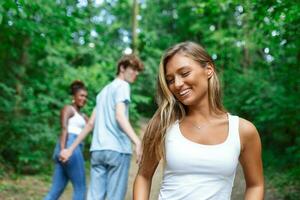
(159, 113, 240, 200)
(67, 107, 86, 135)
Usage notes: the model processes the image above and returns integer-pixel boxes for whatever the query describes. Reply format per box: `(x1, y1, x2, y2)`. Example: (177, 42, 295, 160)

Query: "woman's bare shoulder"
(61, 105, 74, 115)
(238, 117, 261, 149)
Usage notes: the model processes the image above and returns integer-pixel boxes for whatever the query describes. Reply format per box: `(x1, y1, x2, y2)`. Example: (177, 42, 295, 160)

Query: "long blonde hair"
(141, 41, 225, 163)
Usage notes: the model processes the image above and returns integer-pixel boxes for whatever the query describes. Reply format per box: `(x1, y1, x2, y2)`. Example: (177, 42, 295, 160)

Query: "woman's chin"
(178, 98, 193, 106)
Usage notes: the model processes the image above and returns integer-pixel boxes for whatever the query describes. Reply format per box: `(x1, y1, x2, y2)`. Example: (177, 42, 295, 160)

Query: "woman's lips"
(178, 88, 191, 98)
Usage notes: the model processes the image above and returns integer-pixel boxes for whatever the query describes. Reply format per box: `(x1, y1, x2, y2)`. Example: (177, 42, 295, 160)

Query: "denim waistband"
(68, 133, 84, 147)
(67, 133, 79, 138)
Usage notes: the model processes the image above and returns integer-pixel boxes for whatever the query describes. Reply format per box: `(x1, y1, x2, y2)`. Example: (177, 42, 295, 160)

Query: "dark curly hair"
(70, 80, 86, 95)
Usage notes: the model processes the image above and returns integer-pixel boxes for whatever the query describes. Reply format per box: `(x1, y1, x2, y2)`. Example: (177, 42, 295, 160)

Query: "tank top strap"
(70, 106, 83, 118)
(70, 105, 78, 115)
(227, 113, 241, 153)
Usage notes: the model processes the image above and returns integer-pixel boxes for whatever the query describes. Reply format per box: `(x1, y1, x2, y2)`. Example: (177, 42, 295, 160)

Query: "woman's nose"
(174, 76, 183, 88)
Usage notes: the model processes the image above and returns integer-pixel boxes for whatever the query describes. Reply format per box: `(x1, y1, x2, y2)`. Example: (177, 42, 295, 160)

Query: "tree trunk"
(132, 0, 139, 54)
(14, 37, 30, 115)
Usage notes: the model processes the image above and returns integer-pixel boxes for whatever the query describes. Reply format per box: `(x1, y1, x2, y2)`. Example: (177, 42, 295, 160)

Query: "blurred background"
(0, 0, 299, 199)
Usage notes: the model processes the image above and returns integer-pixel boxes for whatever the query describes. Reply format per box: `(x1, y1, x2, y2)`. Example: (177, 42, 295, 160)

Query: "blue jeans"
(87, 150, 131, 200)
(44, 134, 86, 200)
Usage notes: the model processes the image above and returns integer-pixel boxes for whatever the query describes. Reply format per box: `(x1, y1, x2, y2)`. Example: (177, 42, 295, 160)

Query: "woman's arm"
(239, 118, 264, 200)
(133, 152, 160, 200)
(60, 107, 96, 162)
(59, 105, 74, 150)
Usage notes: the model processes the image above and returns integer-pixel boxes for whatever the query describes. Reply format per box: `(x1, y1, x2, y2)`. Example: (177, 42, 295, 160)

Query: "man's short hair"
(117, 54, 144, 75)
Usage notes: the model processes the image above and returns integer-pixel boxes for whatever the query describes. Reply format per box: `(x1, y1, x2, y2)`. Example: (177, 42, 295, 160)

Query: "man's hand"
(59, 149, 72, 163)
(135, 141, 142, 165)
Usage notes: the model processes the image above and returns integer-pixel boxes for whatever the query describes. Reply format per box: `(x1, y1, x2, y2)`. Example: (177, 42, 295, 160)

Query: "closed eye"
(166, 79, 174, 85)
(182, 71, 190, 77)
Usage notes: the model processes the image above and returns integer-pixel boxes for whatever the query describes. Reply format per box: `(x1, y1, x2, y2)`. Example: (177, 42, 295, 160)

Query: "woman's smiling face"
(165, 53, 213, 106)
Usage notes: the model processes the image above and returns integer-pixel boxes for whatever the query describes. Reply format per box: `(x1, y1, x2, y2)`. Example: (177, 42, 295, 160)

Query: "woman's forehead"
(165, 55, 198, 75)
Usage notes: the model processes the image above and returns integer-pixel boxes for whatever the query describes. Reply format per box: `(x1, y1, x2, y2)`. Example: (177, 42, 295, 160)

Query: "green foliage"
(0, 0, 142, 173)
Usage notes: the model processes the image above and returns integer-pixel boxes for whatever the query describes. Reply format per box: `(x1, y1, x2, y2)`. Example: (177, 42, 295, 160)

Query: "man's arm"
(116, 102, 142, 163)
(60, 108, 97, 162)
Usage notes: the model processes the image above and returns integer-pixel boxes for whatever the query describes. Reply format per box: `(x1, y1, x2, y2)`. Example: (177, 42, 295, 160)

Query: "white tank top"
(159, 113, 240, 200)
(67, 107, 86, 135)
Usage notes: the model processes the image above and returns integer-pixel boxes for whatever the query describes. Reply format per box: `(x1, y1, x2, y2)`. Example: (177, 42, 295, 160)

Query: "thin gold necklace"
(188, 120, 210, 131)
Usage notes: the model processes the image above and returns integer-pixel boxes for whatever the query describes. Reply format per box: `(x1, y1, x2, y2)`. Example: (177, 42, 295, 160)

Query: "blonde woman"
(133, 41, 264, 199)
